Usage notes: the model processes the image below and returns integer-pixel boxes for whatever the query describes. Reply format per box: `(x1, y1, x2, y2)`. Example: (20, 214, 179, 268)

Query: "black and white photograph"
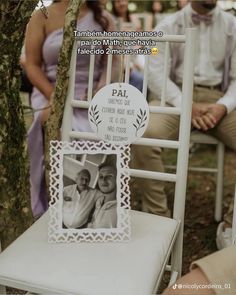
(49, 141, 130, 243)
(62, 153, 118, 229)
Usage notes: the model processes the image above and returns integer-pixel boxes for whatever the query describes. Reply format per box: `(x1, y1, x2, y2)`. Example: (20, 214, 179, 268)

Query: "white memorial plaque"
(89, 83, 149, 145)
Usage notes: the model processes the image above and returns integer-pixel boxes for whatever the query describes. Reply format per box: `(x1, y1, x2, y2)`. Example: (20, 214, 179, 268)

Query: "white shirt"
(63, 185, 99, 228)
(148, 4, 236, 113)
(88, 192, 117, 229)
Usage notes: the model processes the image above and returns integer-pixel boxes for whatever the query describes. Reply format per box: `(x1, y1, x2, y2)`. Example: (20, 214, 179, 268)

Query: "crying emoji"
(151, 47, 159, 56)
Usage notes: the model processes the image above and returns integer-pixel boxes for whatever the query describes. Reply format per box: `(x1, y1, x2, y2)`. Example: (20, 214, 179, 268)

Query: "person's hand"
(191, 103, 227, 131)
(205, 104, 227, 125)
(191, 102, 213, 131)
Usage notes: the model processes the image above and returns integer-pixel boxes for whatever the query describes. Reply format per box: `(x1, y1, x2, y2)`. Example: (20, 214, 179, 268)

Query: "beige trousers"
(191, 246, 236, 295)
(131, 87, 236, 216)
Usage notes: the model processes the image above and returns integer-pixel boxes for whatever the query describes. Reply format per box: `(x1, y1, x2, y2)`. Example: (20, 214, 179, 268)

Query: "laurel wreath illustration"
(133, 109, 148, 136)
(89, 105, 101, 132)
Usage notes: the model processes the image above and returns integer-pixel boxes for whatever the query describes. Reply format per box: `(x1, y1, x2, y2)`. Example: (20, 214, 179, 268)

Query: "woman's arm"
(25, 10, 54, 101)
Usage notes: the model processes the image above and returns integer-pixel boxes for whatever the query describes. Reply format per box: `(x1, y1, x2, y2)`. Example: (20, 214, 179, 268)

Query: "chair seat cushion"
(0, 210, 179, 295)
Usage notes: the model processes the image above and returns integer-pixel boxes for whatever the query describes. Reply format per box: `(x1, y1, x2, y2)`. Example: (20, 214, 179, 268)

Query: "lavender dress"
(28, 11, 106, 217)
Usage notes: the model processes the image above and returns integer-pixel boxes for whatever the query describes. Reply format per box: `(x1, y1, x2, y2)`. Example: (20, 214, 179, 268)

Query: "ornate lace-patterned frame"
(49, 141, 131, 243)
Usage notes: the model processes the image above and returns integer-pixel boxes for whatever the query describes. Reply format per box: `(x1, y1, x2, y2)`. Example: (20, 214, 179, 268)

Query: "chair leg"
(168, 271, 178, 287)
(215, 142, 224, 222)
(170, 223, 183, 280)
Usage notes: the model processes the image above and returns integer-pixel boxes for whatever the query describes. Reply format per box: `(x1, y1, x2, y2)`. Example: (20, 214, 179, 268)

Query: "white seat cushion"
(0, 210, 179, 295)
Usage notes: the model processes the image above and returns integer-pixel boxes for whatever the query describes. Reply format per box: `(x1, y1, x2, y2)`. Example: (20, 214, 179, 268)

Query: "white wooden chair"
(0, 28, 196, 294)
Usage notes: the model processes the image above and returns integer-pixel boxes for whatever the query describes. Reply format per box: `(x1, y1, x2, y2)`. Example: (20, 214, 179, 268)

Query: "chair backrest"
(61, 28, 197, 272)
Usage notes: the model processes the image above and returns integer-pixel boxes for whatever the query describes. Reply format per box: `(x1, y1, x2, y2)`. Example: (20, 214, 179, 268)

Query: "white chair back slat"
(69, 130, 179, 149)
(129, 168, 177, 182)
(70, 99, 181, 115)
(142, 54, 149, 97)
(87, 44, 95, 101)
(71, 99, 89, 109)
(106, 45, 113, 85)
(124, 49, 131, 83)
(161, 41, 170, 107)
(149, 106, 181, 115)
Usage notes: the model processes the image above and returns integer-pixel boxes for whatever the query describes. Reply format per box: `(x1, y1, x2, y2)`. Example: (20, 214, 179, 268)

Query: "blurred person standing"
(150, 0, 164, 27)
(152, 0, 163, 14)
(131, 0, 236, 220)
(112, 0, 133, 26)
(25, 0, 116, 218)
(99, 0, 108, 9)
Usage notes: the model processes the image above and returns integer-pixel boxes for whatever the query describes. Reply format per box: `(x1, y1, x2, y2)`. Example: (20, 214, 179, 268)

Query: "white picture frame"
(49, 140, 131, 243)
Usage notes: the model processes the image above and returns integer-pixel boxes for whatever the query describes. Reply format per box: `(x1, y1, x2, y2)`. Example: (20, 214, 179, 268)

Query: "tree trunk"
(0, 0, 38, 250)
(44, 0, 83, 184)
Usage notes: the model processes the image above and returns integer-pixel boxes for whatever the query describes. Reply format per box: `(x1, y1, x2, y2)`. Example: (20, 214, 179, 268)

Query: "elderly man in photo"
(132, 0, 236, 218)
(88, 164, 117, 228)
(63, 169, 98, 229)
